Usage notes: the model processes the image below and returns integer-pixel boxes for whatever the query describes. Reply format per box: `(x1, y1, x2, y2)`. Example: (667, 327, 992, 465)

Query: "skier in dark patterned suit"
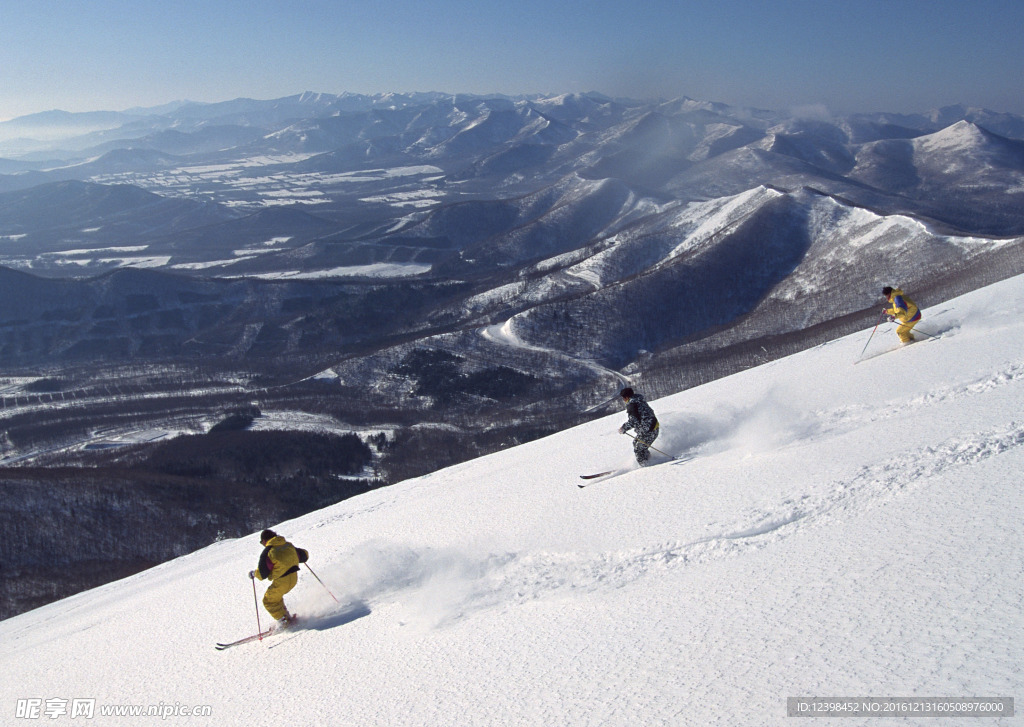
(617, 387, 659, 465)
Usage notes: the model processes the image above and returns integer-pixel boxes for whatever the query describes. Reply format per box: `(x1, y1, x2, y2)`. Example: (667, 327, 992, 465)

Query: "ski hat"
(882, 286, 894, 297)
(260, 529, 277, 544)
(619, 387, 634, 400)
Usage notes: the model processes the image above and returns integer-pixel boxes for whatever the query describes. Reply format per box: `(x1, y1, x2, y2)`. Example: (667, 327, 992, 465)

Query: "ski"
(855, 328, 946, 364)
(578, 471, 613, 486)
(216, 615, 298, 650)
(855, 337, 930, 364)
(580, 454, 690, 486)
(215, 628, 274, 650)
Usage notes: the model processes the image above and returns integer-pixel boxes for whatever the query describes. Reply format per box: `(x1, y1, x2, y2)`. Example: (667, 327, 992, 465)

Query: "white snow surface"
(2, 276, 1023, 726)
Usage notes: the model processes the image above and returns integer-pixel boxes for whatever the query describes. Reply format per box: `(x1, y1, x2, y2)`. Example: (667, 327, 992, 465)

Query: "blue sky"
(1, 0, 1022, 120)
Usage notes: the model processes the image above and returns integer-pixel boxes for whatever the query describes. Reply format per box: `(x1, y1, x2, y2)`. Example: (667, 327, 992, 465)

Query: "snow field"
(1, 275, 1022, 725)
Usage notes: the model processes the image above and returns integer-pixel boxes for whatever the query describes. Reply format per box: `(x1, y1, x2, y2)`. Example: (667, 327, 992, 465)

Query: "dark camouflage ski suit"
(620, 392, 659, 465)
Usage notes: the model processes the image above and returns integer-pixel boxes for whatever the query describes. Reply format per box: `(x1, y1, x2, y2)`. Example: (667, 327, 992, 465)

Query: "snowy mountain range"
(2, 273, 1020, 726)
(2, 93, 1023, 382)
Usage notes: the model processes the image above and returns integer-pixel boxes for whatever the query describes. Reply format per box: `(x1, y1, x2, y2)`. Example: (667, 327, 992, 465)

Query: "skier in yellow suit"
(882, 286, 921, 344)
(249, 529, 304, 627)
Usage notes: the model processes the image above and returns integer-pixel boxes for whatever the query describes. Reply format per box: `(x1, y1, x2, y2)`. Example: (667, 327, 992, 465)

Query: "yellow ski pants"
(262, 571, 297, 620)
(896, 318, 919, 343)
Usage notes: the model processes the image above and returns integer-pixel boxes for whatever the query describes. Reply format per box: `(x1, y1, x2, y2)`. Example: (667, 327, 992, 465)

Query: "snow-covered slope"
(3, 275, 1023, 726)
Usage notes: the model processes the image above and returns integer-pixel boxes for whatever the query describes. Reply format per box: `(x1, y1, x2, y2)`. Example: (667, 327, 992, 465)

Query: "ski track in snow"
(280, 333, 1024, 636)
(816, 356, 1024, 434)
(314, 412, 1024, 630)
(407, 333, 1020, 621)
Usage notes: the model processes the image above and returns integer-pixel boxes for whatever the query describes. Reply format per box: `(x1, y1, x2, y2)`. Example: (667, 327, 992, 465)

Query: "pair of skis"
(215, 615, 297, 650)
(579, 425, 679, 486)
(215, 628, 275, 650)
(579, 452, 687, 486)
(578, 470, 614, 487)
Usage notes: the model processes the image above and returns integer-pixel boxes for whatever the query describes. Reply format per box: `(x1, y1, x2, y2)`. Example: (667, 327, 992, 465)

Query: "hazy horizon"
(2, 0, 1023, 122)
(3, 89, 1022, 126)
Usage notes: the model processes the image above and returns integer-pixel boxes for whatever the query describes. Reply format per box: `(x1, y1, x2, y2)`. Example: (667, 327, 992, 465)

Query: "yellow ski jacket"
(884, 288, 921, 324)
(254, 536, 300, 581)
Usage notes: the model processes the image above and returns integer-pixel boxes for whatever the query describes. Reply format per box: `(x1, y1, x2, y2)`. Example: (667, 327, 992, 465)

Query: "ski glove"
(618, 424, 628, 434)
(248, 570, 255, 580)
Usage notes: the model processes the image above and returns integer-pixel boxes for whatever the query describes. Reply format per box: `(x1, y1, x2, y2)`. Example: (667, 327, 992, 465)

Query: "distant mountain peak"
(918, 120, 991, 152)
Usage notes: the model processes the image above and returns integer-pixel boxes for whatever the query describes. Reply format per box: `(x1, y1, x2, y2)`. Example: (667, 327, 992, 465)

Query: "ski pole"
(621, 430, 676, 460)
(303, 563, 340, 603)
(857, 309, 887, 361)
(251, 573, 263, 640)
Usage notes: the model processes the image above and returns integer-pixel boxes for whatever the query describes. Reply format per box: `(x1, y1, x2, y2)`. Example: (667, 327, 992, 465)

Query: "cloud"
(788, 104, 835, 122)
